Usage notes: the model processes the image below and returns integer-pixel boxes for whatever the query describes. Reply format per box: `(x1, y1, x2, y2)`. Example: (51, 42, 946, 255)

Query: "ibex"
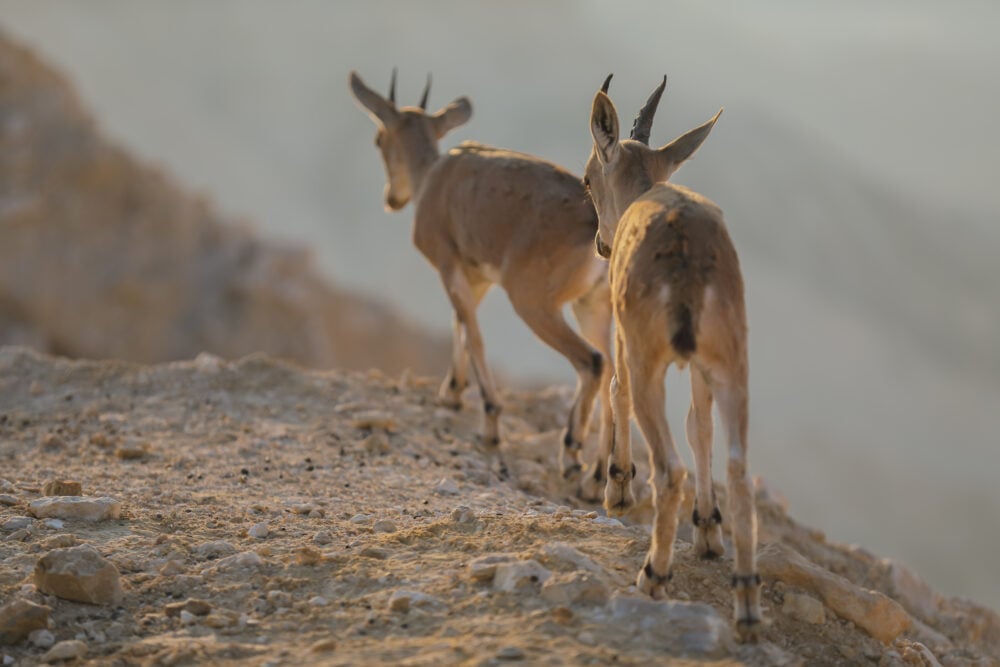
(349, 70, 612, 493)
(583, 76, 762, 637)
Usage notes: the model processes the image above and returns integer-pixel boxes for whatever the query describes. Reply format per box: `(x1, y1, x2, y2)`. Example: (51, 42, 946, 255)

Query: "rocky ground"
(0, 347, 997, 666)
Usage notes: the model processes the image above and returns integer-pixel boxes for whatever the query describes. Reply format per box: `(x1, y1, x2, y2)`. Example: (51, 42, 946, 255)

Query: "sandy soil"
(0, 347, 996, 666)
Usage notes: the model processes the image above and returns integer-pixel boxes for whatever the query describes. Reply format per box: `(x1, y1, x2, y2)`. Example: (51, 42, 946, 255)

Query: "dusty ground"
(0, 347, 997, 666)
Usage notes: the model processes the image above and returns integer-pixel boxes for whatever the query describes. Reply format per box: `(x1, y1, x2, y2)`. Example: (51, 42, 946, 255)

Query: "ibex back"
(350, 70, 612, 494)
(584, 76, 762, 639)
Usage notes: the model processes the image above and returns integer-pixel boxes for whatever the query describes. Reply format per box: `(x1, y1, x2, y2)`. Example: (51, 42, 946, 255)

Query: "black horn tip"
(419, 72, 432, 110)
(388, 67, 398, 104)
(601, 73, 613, 94)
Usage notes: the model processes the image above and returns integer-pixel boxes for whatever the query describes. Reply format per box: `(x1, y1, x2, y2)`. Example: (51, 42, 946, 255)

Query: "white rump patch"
(658, 284, 671, 305)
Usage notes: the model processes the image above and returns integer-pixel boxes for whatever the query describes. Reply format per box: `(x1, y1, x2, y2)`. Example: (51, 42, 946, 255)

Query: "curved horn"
(630, 75, 666, 145)
(601, 73, 613, 94)
(419, 73, 432, 110)
(388, 67, 398, 105)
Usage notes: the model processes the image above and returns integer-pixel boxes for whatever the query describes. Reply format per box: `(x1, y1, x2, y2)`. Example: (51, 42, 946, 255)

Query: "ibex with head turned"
(584, 75, 762, 638)
(350, 70, 612, 494)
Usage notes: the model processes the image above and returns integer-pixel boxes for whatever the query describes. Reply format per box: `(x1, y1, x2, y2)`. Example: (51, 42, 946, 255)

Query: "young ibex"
(584, 76, 762, 637)
(349, 70, 612, 492)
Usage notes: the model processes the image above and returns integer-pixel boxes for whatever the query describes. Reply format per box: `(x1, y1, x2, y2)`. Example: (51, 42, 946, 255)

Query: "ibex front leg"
(438, 281, 489, 410)
(441, 266, 502, 448)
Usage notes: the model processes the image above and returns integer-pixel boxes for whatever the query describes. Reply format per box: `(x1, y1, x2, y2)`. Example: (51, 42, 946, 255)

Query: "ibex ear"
(349, 71, 397, 126)
(590, 91, 620, 165)
(431, 97, 472, 138)
(657, 108, 722, 170)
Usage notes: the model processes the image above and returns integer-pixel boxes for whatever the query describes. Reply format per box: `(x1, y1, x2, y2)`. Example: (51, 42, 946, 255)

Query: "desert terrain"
(1, 347, 998, 666)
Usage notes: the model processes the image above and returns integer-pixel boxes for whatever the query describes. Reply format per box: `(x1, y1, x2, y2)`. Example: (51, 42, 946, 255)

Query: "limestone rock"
(468, 554, 518, 583)
(205, 551, 263, 574)
(0, 599, 51, 645)
(603, 593, 733, 657)
(41, 639, 87, 662)
(34, 544, 123, 606)
(192, 540, 237, 560)
(373, 519, 397, 533)
(28, 496, 121, 522)
(0, 495, 18, 507)
(248, 522, 269, 539)
(28, 629, 55, 649)
(433, 478, 460, 496)
(1, 516, 32, 532)
(493, 560, 551, 592)
(758, 543, 910, 642)
(885, 560, 942, 622)
(42, 479, 82, 496)
(387, 590, 442, 613)
(782, 591, 826, 624)
(537, 542, 605, 575)
(165, 599, 212, 618)
(540, 571, 610, 606)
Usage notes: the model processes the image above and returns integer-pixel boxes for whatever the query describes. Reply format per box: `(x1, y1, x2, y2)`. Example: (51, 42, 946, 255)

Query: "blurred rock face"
(0, 33, 448, 374)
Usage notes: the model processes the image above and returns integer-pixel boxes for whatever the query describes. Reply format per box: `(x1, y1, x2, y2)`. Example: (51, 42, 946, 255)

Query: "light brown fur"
(584, 78, 762, 639)
(350, 71, 612, 490)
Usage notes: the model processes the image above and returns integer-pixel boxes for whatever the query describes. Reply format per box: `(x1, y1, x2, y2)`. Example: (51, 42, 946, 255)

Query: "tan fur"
(350, 71, 612, 488)
(585, 80, 762, 638)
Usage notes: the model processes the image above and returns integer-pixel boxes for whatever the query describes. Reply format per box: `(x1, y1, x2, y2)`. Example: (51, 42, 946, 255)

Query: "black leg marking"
(590, 351, 603, 377)
(643, 559, 673, 586)
(693, 506, 723, 528)
(608, 462, 638, 481)
(449, 376, 459, 391)
(563, 431, 580, 450)
(731, 573, 762, 589)
(484, 401, 502, 418)
(630, 462, 637, 480)
(593, 463, 604, 483)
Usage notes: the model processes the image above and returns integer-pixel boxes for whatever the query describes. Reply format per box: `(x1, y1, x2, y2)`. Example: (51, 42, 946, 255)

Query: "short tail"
(670, 303, 697, 357)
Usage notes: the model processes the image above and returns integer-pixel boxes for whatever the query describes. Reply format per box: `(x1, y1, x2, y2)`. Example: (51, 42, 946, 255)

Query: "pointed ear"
(430, 97, 472, 138)
(657, 107, 722, 169)
(590, 91, 620, 165)
(349, 71, 397, 126)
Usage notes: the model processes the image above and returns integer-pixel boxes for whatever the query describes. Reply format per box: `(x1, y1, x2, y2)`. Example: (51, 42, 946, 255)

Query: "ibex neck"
(407, 145, 441, 205)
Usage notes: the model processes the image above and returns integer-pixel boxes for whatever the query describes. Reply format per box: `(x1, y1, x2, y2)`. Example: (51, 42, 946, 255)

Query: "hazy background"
(2, 1, 998, 607)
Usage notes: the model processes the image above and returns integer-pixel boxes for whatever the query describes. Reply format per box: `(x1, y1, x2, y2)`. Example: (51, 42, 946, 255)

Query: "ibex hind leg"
(509, 290, 603, 482)
(571, 280, 613, 502)
(438, 279, 491, 410)
(687, 367, 725, 559)
(713, 370, 763, 640)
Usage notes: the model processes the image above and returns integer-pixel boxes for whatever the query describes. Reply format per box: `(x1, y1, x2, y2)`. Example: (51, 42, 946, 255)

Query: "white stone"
(309, 596, 329, 607)
(29, 628, 55, 649)
(493, 560, 552, 593)
(208, 551, 263, 574)
(28, 497, 121, 522)
(349, 513, 373, 524)
(248, 522, 269, 539)
(179, 610, 197, 625)
(41, 639, 87, 662)
(540, 571, 610, 606)
(433, 478, 460, 495)
(605, 594, 733, 656)
(43, 518, 65, 529)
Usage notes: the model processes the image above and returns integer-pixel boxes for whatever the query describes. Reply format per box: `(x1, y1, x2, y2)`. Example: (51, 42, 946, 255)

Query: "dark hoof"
(636, 558, 673, 598)
(735, 616, 763, 643)
(700, 548, 723, 561)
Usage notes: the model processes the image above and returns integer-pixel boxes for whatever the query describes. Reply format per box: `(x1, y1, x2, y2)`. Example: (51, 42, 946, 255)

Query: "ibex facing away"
(349, 71, 612, 493)
(584, 77, 762, 637)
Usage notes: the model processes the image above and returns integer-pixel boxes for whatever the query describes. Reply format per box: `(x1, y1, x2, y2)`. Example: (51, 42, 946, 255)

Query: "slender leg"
(629, 355, 687, 600)
(572, 279, 614, 502)
(688, 367, 725, 558)
(441, 266, 501, 446)
(438, 313, 468, 409)
(713, 365, 762, 640)
(438, 281, 490, 410)
(509, 291, 603, 480)
(604, 326, 636, 514)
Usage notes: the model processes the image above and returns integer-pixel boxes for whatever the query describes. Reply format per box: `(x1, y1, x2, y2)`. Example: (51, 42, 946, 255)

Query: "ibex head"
(350, 70, 472, 210)
(584, 74, 721, 257)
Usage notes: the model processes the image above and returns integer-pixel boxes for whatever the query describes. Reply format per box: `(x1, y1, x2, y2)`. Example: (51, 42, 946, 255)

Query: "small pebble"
(497, 646, 525, 661)
(309, 596, 329, 607)
(248, 522, 269, 539)
(29, 628, 55, 649)
(179, 610, 197, 625)
(434, 478, 460, 496)
(373, 520, 397, 533)
(43, 519, 64, 529)
(313, 530, 333, 545)
(349, 513, 373, 525)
